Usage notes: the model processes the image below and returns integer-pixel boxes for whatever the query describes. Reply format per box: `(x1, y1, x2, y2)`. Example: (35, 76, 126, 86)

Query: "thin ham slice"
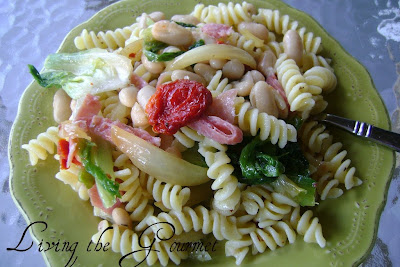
(206, 89, 237, 124)
(266, 74, 290, 107)
(73, 94, 102, 121)
(88, 184, 123, 215)
(130, 72, 148, 89)
(89, 116, 161, 147)
(189, 115, 243, 145)
(201, 23, 232, 40)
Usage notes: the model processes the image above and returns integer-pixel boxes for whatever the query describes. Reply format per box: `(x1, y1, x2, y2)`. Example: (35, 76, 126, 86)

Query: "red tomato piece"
(146, 79, 213, 135)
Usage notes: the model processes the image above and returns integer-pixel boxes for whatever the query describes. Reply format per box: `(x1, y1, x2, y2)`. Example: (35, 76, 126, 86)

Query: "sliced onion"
(118, 39, 143, 63)
(111, 126, 209, 186)
(166, 44, 257, 71)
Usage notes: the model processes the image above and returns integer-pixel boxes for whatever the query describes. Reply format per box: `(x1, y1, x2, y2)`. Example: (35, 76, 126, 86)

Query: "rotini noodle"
(22, 126, 60, 166)
(55, 163, 89, 201)
(146, 205, 242, 241)
(287, 206, 326, 247)
(191, 2, 255, 26)
(92, 220, 188, 266)
(74, 23, 139, 50)
(235, 99, 297, 148)
(275, 54, 315, 113)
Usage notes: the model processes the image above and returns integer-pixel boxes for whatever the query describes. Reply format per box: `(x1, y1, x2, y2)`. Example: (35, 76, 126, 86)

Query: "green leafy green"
(228, 135, 316, 206)
(173, 21, 197, 28)
(28, 48, 132, 99)
(78, 168, 95, 189)
(285, 116, 304, 131)
(144, 50, 184, 62)
(188, 39, 205, 50)
(144, 40, 168, 53)
(79, 140, 121, 208)
(181, 144, 207, 168)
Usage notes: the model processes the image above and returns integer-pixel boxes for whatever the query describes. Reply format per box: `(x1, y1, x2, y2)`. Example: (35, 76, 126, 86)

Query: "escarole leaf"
(173, 21, 197, 28)
(78, 139, 120, 208)
(29, 48, 133, 99)
(144, 50, 185, 62)
(188, 39, 205, 50)
(229, 136, 316, 206)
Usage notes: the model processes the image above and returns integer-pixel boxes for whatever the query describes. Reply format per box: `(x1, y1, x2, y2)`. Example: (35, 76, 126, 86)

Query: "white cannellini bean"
(131, 102, 149, 128)
(234, 80, 253, 96)
(257, 50, 277, 77)
(209, 58, 227, 69)
(149, 11, 165, 22)
(53, 89, 72, 123)
(152, 20, 193, 46)
(238, 22, 269, 42)
(250, 81, 279, 117)
(119, 86, 139, 108)
(222, 59, 245, 80)
(193, 63, 216, 83)
(283, 29, 303, 66)
(141, 54, 165, 74)
(170, 14, 200, 25)
(137, 85, 156, 110)
(171, 70, 206, 85)
(112, 208, 133, 229)
(243, 70, 265, 83)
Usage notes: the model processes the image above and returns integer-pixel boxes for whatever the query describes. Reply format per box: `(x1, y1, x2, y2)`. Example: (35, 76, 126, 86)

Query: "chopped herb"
(173, 21, 197, 28)
(189, 39, 205, 50)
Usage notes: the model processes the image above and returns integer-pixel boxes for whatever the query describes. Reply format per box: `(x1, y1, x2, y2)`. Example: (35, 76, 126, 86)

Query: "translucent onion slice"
(111, 126, 209, 186)
(166, 44, 257, 71)
(118, 39, 142, 63)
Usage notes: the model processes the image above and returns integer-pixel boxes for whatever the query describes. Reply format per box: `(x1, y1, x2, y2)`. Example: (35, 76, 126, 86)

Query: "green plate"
(9, 0, 395, 266)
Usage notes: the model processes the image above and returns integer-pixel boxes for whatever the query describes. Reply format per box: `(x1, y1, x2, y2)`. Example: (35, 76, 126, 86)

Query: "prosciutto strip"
(201, 23, 233, 40)
(206, 89, 237, 124)
(72, 94, 102, 121)
(189, 115, 243, 145)
(130, 72, 148, 89)
(266, 74, 290, 107)
(88, 185, 123, 215)
(89, 116, 161, 147)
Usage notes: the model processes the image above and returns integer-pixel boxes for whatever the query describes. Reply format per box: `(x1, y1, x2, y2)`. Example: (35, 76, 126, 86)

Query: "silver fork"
(315, 113, 400, 152)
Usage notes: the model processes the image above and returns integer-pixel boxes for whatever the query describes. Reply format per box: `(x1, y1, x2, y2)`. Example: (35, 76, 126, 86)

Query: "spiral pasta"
(198, 142, 241, 216)
(235, 99, 297, 148)
(92, 220, 188, 266)
(191, 2, 255, 26)
(303, 66, 337, 94)
(55, 163, 89, 201)
(287, 206, 326, 247)
(145, 205, 242, 241)
(113, 153, 155, 231)
(139, 173, 191, 212)
(22, 126, 61, 166)
(227, 31, 263, 58)
(241, 184, 273, 215)
(302, 53, 333, 72)
(173, 126, 205, 150)
(74, 23, 140, 50)
(275, 54, 315, 113)
(254, 190, 298, 228)
(133, 61, 153, 83)
(300, 121, 362, 190)
(100, 91, 130, 124)
(206, 70, 233, 97)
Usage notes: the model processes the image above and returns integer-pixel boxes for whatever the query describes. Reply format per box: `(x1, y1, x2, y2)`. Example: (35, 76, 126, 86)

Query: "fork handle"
(322, 114, 400, 152)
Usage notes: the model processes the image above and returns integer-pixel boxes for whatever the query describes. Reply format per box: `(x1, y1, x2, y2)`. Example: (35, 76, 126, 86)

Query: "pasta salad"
(22, 1, 362, 265)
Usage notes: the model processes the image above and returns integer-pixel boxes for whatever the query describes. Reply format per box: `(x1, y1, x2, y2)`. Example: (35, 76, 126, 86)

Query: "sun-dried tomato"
(146, 79, 212, 135)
